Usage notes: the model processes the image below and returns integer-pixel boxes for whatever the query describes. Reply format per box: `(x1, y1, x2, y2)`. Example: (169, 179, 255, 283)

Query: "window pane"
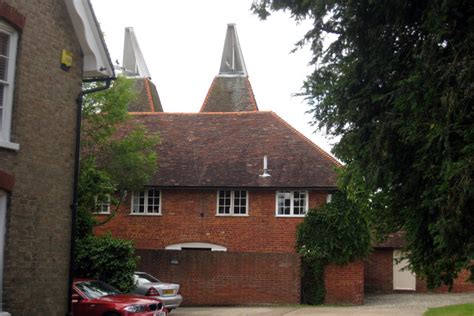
(146, 188, 160, 213)
(233, 191, 247, 214)
(0, 32, 9, 56)
(218, 190, 231, 214)
(0, 84, 3, 131)
(277, 191, 291, 215)
(133, 191, 146, 213)
(0, 56, 7, 81)
(294, 191, 307, 215)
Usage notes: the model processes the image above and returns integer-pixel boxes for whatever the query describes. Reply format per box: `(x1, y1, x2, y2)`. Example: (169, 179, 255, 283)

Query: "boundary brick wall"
(324, 261, 364, 305)
(136, 249, 301, 306)
(365, 249, 393, 293)
(366, 249, 474, 294)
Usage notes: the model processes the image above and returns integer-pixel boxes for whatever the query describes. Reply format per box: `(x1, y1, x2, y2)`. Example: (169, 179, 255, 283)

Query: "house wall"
(324, 261, 365, 305)
(136, 249, 301, 305)
(365, 249, 393, 293)
(96, 189, 328, 254)
(365, 249, 474, 294)
(0, 1, 83, 314)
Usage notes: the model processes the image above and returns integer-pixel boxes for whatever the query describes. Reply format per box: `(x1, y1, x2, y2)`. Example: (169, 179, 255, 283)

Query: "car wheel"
(103, 312, 120, 316)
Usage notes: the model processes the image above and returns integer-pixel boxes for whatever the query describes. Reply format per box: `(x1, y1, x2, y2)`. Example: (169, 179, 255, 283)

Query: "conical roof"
(200, 24, 258, 112)
(120, 27, 163, 112)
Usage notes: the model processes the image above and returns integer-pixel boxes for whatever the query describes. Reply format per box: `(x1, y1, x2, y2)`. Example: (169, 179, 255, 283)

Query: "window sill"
(0, 140, 20, 151)
(216, 214, 249, 217)
(94, 212, 111, 215)
(275, 214, 306, 218)
(129, 213, 162, 216)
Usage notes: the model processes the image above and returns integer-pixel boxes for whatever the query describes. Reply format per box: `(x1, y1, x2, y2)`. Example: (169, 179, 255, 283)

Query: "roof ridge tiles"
(129, 111, 273, 116)
(143, 78, 155, 112)
(269, 112, 342, 167)
(199, 77, 218, 112)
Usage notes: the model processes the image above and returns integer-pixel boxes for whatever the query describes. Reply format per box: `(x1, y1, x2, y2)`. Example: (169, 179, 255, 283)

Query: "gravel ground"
(172, 293, 474, 316)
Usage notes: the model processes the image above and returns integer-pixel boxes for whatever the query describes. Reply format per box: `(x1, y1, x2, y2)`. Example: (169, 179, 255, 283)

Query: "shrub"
(74, 234, 138, 292)
(297, 192, 371, 304)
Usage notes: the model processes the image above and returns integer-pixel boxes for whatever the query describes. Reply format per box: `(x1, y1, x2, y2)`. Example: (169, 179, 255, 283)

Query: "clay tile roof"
(122, 111, 340, 188)
(374, 231, 406, 248)
(128, 78, 163, 112)
(200, 76, 258, 112)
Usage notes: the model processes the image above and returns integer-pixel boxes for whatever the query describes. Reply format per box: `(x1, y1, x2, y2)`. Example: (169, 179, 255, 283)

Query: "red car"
(72, 279, 168, 316)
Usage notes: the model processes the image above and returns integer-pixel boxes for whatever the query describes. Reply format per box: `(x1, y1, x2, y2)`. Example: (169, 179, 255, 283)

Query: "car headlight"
(124, 304, 147, 313)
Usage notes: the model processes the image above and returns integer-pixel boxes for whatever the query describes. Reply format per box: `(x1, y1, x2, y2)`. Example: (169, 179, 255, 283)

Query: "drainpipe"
(66, 76, 115, 316)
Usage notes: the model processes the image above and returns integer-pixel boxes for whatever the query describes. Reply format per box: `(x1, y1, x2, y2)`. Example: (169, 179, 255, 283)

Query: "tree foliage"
(78, 76, 159, 236)
(74, 234, 137, 292)
(74, 76, 158, 287)
(253, 0, 474, 288)
(297, 192, 371, 304)
(297, 192, 371, 265)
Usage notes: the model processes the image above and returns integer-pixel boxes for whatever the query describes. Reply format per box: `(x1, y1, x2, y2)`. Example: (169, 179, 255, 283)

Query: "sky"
(90, 0, 337, 154)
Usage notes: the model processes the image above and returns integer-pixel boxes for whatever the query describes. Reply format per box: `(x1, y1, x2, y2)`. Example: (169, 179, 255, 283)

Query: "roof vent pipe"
(259, 155, 271, 178)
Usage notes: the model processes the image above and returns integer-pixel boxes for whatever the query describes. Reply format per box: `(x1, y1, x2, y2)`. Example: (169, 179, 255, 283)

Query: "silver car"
(133, 271, 183, 310)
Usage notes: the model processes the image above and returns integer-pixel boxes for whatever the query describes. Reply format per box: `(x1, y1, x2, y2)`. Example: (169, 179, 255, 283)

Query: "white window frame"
(216, 190, 248, 216)
(275, 190, 309, 217)
(130, 188, 161, 215)
(94, 194, 110, 214)
(0, 21, 19, 150)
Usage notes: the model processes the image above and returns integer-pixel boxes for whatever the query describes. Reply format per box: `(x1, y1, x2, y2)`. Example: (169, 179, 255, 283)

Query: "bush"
(297, 192, 371, 304)
(74, 234, 138, 292)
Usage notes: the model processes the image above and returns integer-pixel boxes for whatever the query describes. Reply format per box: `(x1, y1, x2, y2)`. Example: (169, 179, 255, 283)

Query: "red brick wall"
(324, 261, 364, 305)
(365, 249, 393, 293)
(96, 189, 328, 254)
(366, 249, 474, 294)
(136, 249, 301, 305)
(416, 268, 474, 293)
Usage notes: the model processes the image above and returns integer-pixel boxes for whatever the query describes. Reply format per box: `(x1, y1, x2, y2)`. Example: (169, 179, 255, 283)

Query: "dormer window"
(0, 21, 19, 150)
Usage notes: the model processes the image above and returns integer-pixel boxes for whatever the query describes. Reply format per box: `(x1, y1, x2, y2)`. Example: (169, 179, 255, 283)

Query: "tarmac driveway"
(172, 293, 474, 316)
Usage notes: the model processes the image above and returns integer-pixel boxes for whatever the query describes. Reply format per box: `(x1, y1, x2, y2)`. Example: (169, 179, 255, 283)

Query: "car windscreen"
(76, 280, 121, 299)
(136, 273, 160, 283)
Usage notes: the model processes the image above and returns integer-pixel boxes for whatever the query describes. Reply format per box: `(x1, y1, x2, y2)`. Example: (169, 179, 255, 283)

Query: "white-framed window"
(326, 194, 332, 203)
(216, 190, 248, 215)
(95, 194, 110, 214)
(275, 190, 308, 216)
(131, 188, 161, 215)
(0, 21, 19, 150)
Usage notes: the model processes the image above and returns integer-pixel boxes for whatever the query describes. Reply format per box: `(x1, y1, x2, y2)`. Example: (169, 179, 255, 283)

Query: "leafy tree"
(74, 76, 159, 287)
(297, 192, 371, 304)
(78, 76, 159, 236)
(253, 0, 474, 288)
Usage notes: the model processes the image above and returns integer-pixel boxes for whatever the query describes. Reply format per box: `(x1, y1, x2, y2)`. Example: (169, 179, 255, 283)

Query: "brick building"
(0, 0, 113, 314)
(95, 24, 473, 306)
(95, 24, 346, 305)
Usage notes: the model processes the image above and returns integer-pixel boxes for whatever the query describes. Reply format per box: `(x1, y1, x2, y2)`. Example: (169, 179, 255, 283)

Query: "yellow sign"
(61, 49, 73, 70)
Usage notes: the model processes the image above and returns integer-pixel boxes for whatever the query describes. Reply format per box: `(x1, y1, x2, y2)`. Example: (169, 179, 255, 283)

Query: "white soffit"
(122, 27, 152, 78)
(65, 0, 114, 78)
